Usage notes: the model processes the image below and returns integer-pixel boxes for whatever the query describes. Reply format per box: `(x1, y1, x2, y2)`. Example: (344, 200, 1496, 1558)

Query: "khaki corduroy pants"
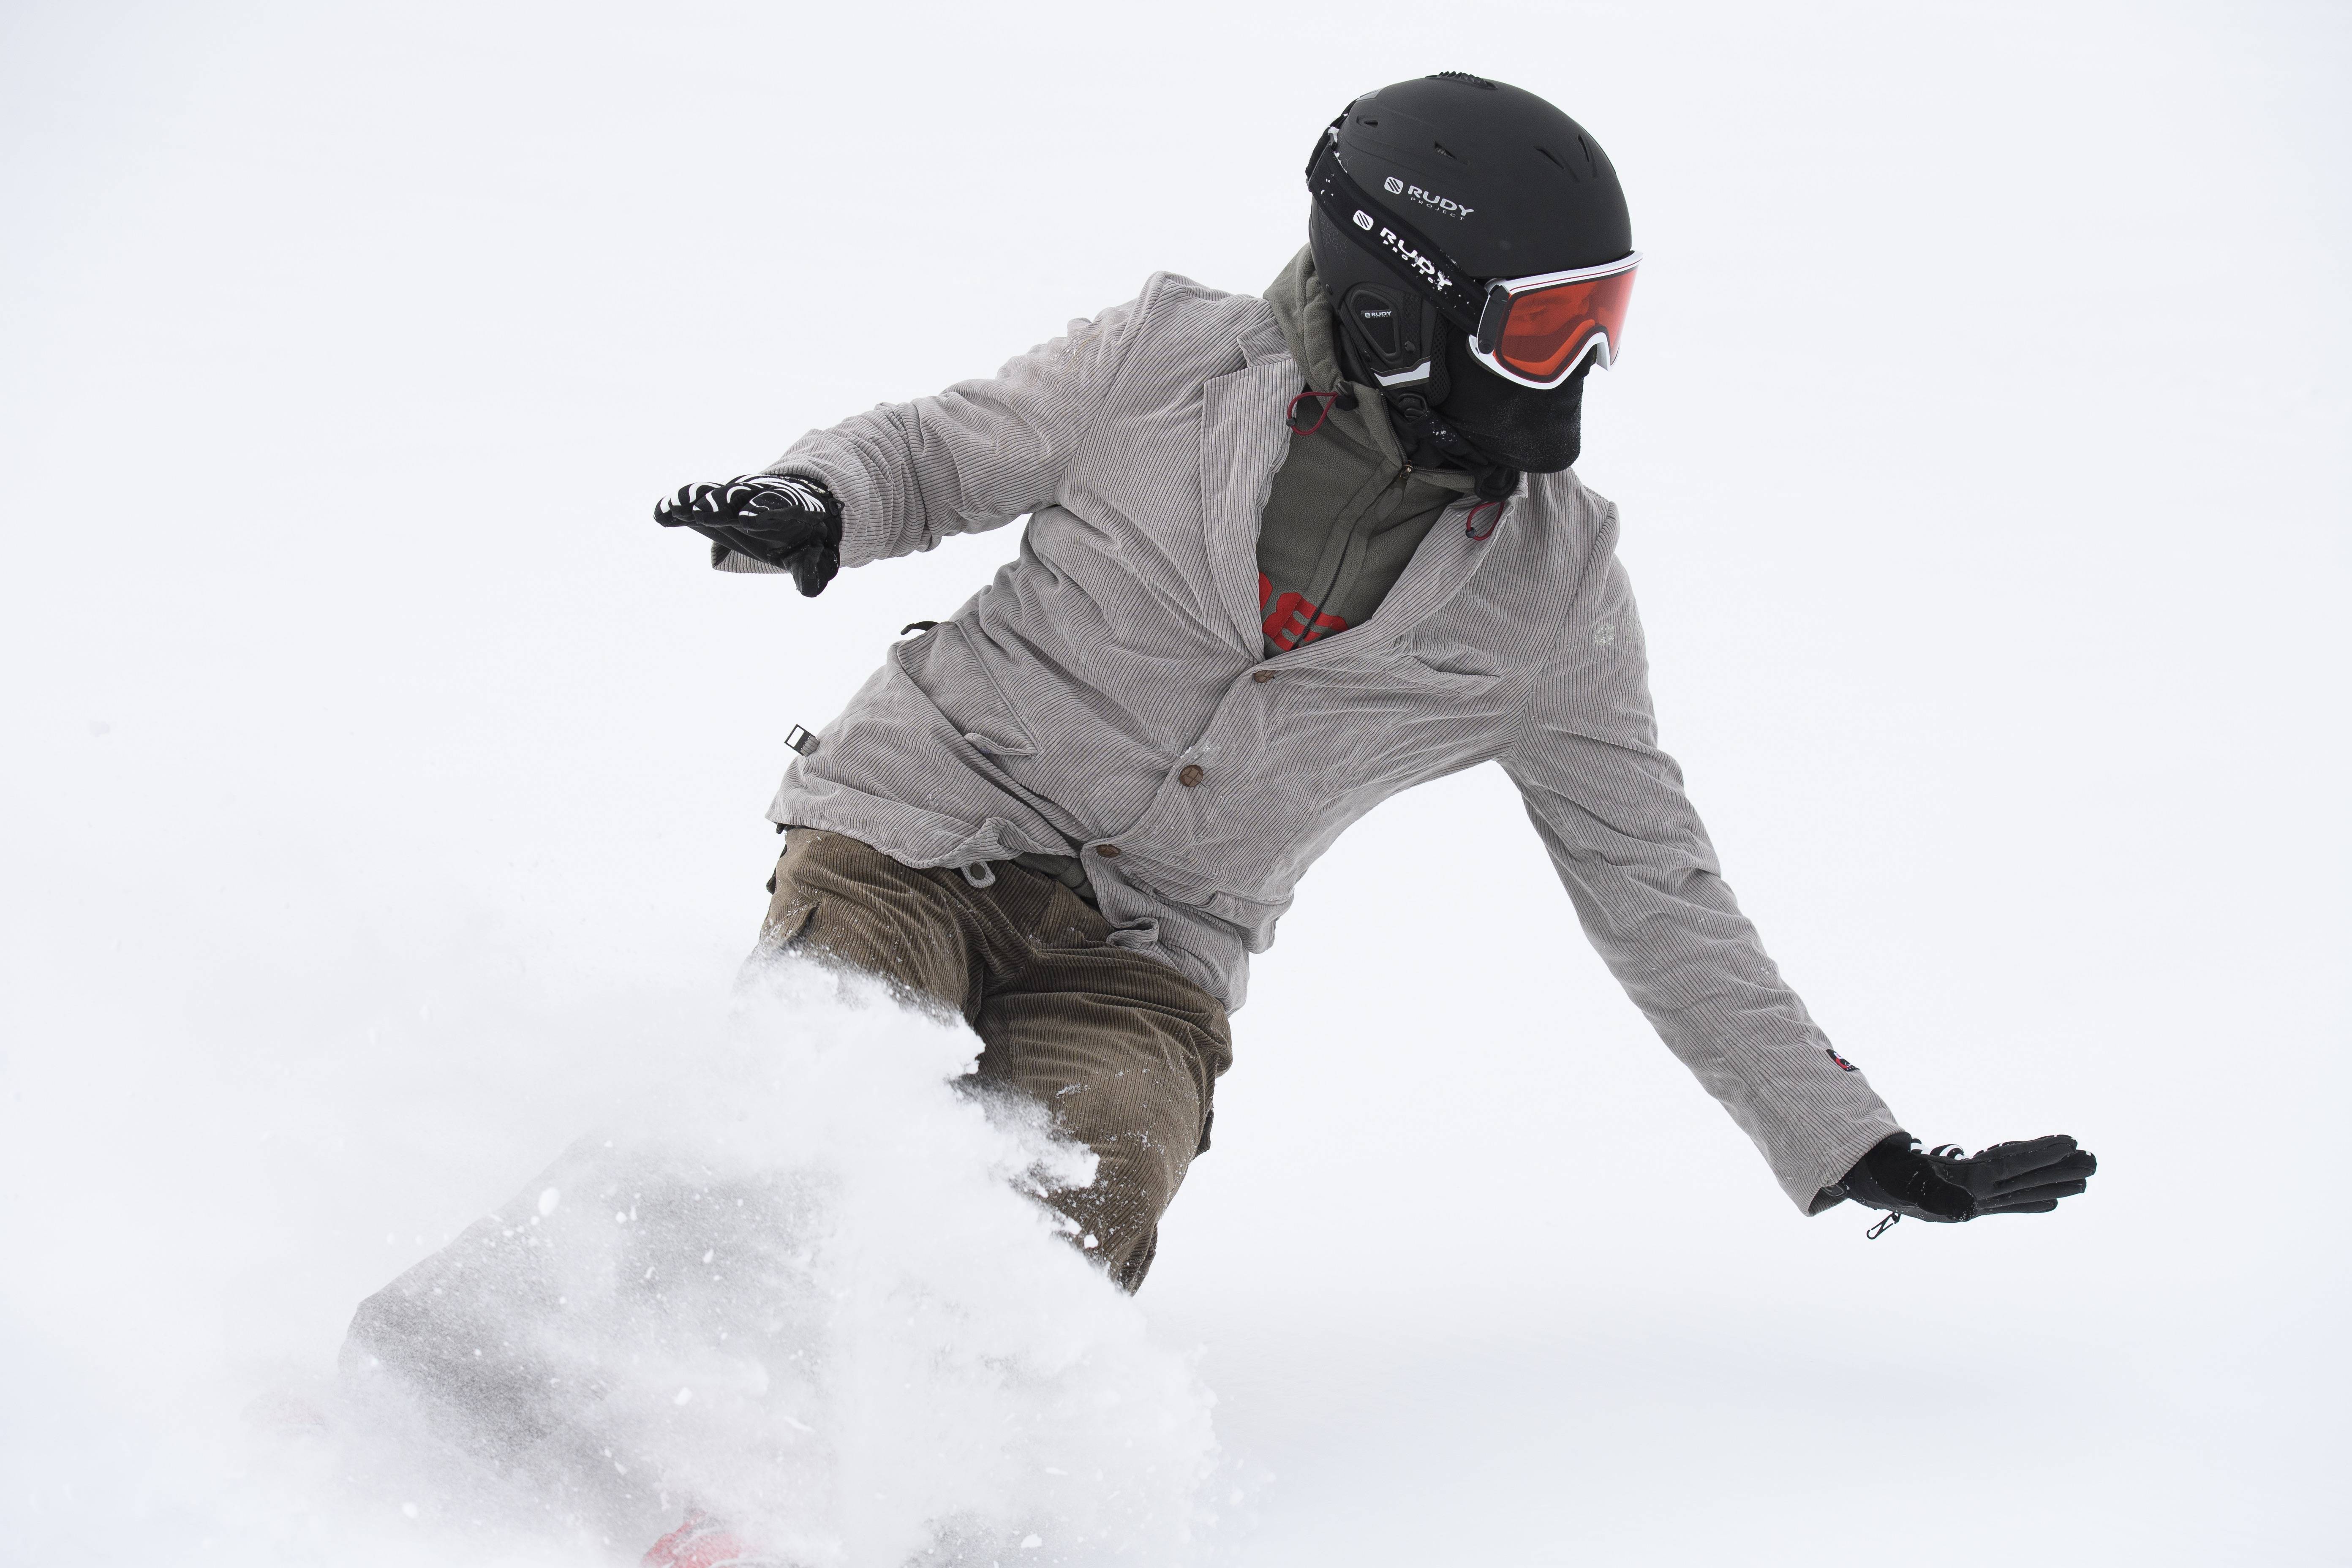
(758, 828, 1232, 1291)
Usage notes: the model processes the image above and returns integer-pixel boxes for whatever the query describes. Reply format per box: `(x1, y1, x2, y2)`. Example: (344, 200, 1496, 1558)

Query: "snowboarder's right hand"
(655, 472, 842, 596)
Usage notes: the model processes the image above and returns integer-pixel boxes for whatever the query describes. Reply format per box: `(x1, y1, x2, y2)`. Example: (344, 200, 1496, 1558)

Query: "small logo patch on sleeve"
(1825, 1048, 1859, 1072)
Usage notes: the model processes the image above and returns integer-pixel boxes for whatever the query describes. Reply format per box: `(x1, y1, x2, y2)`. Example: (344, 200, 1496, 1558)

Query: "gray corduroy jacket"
(733, 269, 1900, 1209)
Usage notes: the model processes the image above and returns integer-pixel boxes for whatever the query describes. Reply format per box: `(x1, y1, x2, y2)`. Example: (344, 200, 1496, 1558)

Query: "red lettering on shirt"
(1258, 572, 1349, 651)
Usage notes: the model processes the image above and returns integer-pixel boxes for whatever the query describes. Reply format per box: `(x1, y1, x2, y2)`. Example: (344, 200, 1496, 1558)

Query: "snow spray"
(90, 957, 1220, 1566)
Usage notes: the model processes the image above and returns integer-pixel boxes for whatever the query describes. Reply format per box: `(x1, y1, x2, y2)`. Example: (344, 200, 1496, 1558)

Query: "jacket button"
(1251, 670, 1273, 683)
(1178, 764, 1204, 787)
(1094, 844, 1121, 858)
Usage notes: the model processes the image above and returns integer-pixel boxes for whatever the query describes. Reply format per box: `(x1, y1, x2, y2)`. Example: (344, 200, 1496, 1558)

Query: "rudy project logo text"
(1377, 226, 1453, 293)
(1382, 173, 1474, 219)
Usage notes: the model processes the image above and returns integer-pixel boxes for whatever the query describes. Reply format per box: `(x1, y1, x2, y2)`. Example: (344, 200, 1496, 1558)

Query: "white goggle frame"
(1467, 252, 1643, 391)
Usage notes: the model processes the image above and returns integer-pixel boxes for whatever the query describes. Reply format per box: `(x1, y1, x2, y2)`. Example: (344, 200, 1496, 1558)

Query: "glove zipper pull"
(1865, 1212, 1901, 1241)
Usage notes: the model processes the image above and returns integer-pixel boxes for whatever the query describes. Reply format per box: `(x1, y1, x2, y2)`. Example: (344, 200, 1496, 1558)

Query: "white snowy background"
(3, 0, 2347, 1563)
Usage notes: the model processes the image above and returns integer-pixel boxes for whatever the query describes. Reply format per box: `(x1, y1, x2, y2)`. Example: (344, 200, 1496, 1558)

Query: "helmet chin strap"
(1334, 314, 1522, 502)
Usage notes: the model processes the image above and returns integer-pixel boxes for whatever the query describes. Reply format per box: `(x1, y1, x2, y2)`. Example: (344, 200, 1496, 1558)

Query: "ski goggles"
(1468, 254, 1641, 389)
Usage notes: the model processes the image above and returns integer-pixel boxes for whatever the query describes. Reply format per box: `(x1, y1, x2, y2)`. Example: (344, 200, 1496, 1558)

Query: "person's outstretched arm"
(654, 282, 1163, 588)
(1500, 501, 2094, 1218)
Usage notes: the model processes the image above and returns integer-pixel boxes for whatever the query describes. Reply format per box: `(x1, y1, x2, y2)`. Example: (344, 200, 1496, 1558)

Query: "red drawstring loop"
(1465, 499, 1503, 540)
(1285, 390, 1345, 437)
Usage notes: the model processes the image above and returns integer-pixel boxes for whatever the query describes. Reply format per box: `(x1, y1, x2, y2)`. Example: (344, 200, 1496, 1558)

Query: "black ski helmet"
(1307, 72, 1632, 388)
(1305, 74, 1632, 478)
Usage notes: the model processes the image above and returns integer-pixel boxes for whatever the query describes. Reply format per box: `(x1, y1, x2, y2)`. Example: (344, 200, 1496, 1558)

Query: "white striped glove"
(655, 473, 841, 596)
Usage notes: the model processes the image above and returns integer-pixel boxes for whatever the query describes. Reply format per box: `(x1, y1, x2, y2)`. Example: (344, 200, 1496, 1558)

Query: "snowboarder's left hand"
(1824, 1131, 2096, 1222)
(655, 472, 842, 596)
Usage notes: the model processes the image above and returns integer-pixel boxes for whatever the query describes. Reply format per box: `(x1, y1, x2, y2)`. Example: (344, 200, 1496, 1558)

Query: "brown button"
(1094, 844, 1121, 858)
(1178, 764, 1204, 787)
(1251, 670, 1274, 683)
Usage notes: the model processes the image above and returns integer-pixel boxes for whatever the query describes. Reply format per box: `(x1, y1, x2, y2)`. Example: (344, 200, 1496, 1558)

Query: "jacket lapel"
(1356, 495, 1500, 634)
(1198, 357, 1297, 656)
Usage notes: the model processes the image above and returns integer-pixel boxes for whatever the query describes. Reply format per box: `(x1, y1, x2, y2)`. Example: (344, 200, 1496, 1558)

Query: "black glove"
(654, 473, 842, 597)
(1824, 1131, 2096, 1222)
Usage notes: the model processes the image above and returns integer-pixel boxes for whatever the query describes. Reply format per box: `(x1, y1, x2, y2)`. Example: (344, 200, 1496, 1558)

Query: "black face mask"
(1431, 329, 1588, 474)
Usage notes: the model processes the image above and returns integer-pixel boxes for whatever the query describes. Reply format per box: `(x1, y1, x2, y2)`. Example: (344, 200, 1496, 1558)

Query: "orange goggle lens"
(1484, 261, 1639, 387)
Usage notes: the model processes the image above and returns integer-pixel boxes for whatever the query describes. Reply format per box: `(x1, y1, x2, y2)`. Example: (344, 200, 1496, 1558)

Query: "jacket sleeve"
(711, 280, 1159, 575)
(1500, 505, 1901, 1210)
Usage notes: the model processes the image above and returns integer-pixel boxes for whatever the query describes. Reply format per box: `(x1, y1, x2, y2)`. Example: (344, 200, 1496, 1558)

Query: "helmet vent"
(1576, 134, 1600, 177)
(1431, 71, 1499, 89)
(1535, 144, 1578, 181)
(1432, 139, 1465, 163)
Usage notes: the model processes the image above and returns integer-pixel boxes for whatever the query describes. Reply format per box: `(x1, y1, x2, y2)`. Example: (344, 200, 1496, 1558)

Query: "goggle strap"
(1304, 120, 1486, 338)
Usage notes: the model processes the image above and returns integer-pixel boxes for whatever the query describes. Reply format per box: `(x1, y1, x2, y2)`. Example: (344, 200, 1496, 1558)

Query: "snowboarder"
(651, 74, 2096, 1281)
(346, 72, 2095, 1554)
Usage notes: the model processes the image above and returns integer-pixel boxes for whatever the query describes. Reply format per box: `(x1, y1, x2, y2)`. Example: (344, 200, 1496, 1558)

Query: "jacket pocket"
(1389, 655, 1504, 695)
(1386, 634, 1506, 694)
(1204, 888, 1293, 933)
(891, 620, 1039, 757)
